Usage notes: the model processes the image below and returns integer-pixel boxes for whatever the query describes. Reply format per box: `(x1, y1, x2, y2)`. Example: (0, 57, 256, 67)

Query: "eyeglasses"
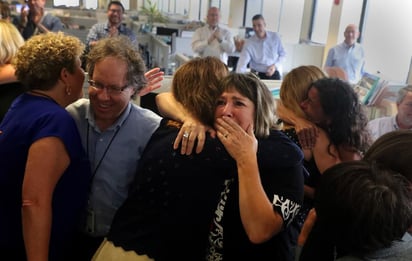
(109, 9, 123, 14)
(88, 80, 129, 95)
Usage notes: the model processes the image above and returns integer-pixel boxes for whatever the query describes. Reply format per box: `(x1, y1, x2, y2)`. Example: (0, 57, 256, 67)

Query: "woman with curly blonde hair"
(0, 32, 91, 260)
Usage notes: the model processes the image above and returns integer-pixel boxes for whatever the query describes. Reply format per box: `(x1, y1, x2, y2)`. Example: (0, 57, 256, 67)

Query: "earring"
(66, 85, 71, 96)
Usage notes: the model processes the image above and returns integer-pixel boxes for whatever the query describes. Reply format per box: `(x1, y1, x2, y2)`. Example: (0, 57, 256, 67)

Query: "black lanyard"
(86, 123, 121, 180)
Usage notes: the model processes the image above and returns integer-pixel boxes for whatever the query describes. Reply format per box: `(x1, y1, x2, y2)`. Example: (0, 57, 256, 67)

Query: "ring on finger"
(183, 131, 190, 139)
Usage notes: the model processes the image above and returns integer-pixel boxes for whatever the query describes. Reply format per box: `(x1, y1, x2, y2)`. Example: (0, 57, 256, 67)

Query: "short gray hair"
(396, 85, 412, 104)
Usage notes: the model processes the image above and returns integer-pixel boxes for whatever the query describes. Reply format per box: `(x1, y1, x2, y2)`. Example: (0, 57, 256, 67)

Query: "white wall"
(244, 0, 263, 28)
(362, 0, 412, 82)
(311, 1, 332, 44)
(261, 0, 280, 32)
(278, 0, 304, 44)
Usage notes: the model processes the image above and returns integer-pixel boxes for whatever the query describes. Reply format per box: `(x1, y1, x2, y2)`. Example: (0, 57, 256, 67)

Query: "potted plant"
(140, 0, 169, 30)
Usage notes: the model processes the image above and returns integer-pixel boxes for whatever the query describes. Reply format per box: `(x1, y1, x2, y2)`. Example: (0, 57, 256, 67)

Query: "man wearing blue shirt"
(86, 1, 137, 49)
(236, 14, 286, 80)
(66, 36, 162, 260)
(325, 24, 365, 84)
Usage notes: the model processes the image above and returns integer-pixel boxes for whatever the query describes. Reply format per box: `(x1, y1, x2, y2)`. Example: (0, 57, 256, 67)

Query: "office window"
(210, 0, 221, 9)
(244, 0, 263, 28)
(363, 0, 412, 82)
(157, 0, 168, 12)
(310, 0, 333, 44)
(54, 0, 79, 7)
(53, 0, 130, 9)
(278, 0, 304, 44)
(84, 0, 97, 9)
(176, 0, 191, 16)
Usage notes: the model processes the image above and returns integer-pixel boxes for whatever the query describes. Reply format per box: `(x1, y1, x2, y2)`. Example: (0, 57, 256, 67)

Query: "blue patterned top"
(86, 22, 138, 48)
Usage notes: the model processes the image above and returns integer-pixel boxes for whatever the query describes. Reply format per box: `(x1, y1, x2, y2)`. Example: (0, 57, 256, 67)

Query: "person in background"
(0, 0, 10, 20)
(236, 14, 286, 80)
(0, 20, 25, 122)
(367, 85, 412, 141)
(0, 32, 91, 260)
(191, 6, 235, 65)
(314, 160, 412, 261)
(324, 24, 365, 84)
(86, 1, 137, 50)
(66, 36, 162, 260)
(19, 0, 64, 40)
(1, 0, 19, 25)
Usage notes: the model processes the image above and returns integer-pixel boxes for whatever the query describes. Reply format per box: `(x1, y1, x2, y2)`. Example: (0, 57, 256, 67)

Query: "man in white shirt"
(367, 86, 412, 141)
(191, 6, 235, 65)
(324, 24, 365, 84)
(236, 14, 286, 80)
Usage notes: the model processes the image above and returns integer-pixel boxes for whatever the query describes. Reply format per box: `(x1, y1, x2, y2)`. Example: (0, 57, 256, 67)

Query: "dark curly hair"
(310, 78, 371, 153)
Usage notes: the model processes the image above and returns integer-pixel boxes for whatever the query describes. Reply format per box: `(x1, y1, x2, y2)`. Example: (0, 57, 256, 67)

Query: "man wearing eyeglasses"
(86, 1, 137, 50)
(66, 36, 162, 260)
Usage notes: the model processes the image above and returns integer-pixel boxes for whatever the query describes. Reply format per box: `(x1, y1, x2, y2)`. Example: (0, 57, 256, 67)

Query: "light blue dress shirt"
(325, 42, 365, 84)
(66, 99, 161, 236)
(236, 31, 286, 74)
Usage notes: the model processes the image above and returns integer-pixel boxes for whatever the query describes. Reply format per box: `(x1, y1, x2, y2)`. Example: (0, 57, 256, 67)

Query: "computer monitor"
(245, 27, 255, 38)
(14, 4, 28, 13)
(156, 27, 180, 37)
(156, 27, 179, 54)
